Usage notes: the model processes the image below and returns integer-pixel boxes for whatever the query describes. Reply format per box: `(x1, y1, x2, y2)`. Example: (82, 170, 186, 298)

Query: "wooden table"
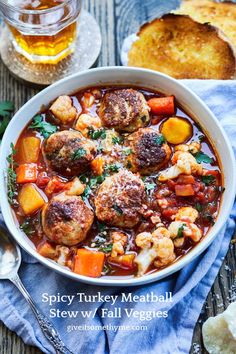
(0, 0, 235, 353)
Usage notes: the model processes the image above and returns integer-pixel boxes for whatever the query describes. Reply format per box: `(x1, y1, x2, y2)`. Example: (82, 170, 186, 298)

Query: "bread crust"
(174, 0, 236, 48)
(128, 14, 236, 79)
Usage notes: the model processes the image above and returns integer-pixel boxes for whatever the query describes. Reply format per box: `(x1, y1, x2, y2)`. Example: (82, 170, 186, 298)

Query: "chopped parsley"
(195, 203, 203, 213)
(193, 151, 213, 164)
(99, 243, 113, 253)
(201, 175, 216, 185)
(29, 114, 58, 138)
(20, 219, 35, 236)
(72, 148, 86, 160)
(112, 136, 124, 145)
(203, 213, 215, 225)
(105, 163, 122, 173)
(88, 127, 106, 140)
(176, 224, 186, 238)
(154, 134, 166, 146)
(7, 143, 18, 206)
(112, 204, 123, 215)
(123, 148, 133, 156)
(144, 182, 156, 195)
(102, 263, 112, 275)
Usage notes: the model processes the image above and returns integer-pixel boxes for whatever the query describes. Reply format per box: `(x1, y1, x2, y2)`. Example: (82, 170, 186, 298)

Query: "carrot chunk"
(73, 249, 105, 278)
(16, 163, 37, 184)
(91, 156, 105, 175)
(147, 96, 175, 115)
(175, 184, 195, 196)
(176, 175, 195, 184)
(108, 254, 135, 269)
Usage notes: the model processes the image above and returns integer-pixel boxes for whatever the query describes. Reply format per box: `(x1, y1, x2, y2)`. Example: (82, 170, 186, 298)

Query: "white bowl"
(0, 67, 235, 286)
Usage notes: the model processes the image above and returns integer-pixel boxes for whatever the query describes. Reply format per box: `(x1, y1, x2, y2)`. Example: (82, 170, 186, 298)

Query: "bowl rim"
(0, 66, 235, 286)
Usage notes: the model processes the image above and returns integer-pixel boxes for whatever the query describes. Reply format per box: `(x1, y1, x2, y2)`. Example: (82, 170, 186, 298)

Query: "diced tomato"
(45, 176, 67, 195)
(167, 180, 176, 191)
(175, 184, 195, 196)
(161, 207, 178, 219)
(36, 172, 50, 188)
(151, 115, 164, 125)
(176, 175, 195, 184)
(108, 254, 135, 270)
(147, 96, 175, 115)
(203, 169, 220, 177)
(16, 163, 37, 184)
(192, 182, 201, 193)
(195, 191, 206, 203)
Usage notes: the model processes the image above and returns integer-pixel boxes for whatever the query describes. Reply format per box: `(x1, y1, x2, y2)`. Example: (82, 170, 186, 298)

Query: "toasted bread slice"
(174, 0, 236, 48)
(128, 14, 236, 79)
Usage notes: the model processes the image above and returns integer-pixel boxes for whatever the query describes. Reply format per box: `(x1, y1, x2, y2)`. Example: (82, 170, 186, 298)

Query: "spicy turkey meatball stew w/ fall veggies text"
(7, 86, 224, 278)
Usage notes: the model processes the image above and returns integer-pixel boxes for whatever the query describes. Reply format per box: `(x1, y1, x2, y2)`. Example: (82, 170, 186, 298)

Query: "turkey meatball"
(125, 128, 171, 174)
(95, 169, 146, 228)
(43, 130, 97, 176)
(98, 89, 150, 132)
(42, 193, 94, 246)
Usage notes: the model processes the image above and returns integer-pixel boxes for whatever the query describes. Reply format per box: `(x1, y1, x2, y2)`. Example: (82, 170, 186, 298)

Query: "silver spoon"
(0, 225, 73, 354)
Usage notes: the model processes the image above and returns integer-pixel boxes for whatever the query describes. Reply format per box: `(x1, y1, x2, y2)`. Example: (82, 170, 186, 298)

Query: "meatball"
(42, 193, 94, 246)
(125, 128, 171, 174)
(94, 169, 146, 228)
(98, 89, 150, 132)
(43, 130, 97, 176)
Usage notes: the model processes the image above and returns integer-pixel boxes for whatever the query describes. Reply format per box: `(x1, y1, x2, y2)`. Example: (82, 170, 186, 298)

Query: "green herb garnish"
(29, 115, 58, 138)
(88, 127, 106, 140)
(195, 203, 203, 212)
(123, 148, 133, 156)
(201, 175, 216, 185)
(176, 224, 186, 238)
(7, 143, 18, 206)
(193, 152, 213, 164)
(20, 219, 35, 236)
(102, 263, 112, 275)
(112, 204, 123, 215)
(105, 163, 122, 173)
(112, 136, 124, 145)
(144, 182, 156, 195)
(72, 148, 86, 160)
(154, 134, 166, 146)
(203, 213, 215, 225)
(99, 243, 113, 253)
(0, 101, 14, 139)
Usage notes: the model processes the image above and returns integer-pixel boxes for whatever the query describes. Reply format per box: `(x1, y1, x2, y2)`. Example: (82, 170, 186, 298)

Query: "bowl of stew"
(0, 67, 235, 286)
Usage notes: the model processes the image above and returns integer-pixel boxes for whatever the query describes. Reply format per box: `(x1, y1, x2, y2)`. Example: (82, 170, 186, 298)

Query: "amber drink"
(0, 0, 82, 64)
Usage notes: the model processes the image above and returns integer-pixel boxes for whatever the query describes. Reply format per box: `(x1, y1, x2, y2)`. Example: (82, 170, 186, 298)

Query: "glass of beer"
(0, 0, 82, 64)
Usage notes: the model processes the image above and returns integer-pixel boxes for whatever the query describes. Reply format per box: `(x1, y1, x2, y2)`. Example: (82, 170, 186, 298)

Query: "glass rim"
(0, 0, 74, 14)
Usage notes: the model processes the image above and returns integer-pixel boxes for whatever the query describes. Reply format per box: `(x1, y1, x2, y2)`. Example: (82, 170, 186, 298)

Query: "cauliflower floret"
(111, 231, 128, 258)
(168, 216, 202, 248)
(50, 95, 77, 124)
(175, 206, 199, 223)
(135, 228, 175, 276)
(158, 151, 202, 181)
(75, 114, 102, 137)
(175, 142, 201, 154)
(56, 246, 70, 266)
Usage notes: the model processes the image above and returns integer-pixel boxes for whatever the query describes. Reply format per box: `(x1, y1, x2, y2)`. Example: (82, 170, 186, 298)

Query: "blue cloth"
(0, 80, 235, 354)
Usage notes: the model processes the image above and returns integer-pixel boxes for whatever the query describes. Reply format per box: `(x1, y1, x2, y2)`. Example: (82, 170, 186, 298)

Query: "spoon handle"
(10, 274, 73, 354)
